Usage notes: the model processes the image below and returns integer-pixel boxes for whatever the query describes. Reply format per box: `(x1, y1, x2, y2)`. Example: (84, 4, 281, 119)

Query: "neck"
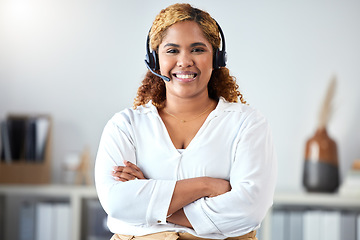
(164, 93, 216, 117)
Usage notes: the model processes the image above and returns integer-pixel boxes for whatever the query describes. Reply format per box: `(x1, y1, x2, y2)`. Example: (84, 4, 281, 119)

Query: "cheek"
(199, 59, 213, 76)
(158, 55, 173, 75)
(198, 54, 213, 69)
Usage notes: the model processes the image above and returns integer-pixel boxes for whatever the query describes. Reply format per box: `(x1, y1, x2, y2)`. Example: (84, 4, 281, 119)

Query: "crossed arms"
(112, 160, 231, 228)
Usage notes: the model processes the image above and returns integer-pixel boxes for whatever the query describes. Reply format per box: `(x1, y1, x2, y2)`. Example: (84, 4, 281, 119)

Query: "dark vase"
(303, 128, 339, 192)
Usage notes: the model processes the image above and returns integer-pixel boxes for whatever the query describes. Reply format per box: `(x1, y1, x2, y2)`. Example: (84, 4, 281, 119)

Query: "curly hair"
(133, 3, 246, 109)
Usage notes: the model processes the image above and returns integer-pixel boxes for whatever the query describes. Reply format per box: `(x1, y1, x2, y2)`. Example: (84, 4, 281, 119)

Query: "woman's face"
(158, 21, 214, 100)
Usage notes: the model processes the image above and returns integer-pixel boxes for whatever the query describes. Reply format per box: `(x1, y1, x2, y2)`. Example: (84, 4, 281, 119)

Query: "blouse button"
(157, 220, 161, 223)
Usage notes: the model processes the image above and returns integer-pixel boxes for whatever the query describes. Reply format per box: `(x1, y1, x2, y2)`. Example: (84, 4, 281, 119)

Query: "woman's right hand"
(112, 160, 146, 182)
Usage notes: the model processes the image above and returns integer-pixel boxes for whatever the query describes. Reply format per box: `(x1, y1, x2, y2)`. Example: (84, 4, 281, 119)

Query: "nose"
(177, 52, 194, 67)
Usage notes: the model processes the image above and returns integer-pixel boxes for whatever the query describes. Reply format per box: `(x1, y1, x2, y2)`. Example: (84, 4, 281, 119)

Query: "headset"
(144, 20, 227, 82)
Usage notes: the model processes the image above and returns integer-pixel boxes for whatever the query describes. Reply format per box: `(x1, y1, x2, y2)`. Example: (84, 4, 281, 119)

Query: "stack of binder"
(0, 114, 52, 184)
(1, 115, 50, 163)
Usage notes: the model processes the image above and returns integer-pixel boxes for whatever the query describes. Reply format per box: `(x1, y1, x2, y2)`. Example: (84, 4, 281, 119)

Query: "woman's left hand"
(112, 160, 146, 182)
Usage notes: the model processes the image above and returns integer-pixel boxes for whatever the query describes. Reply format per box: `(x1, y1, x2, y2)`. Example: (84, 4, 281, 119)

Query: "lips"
(172, 71, 198, 82)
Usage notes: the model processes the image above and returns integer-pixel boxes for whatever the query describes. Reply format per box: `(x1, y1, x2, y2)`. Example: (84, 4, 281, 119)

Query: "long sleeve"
(95, 112, 176, 226)
(183, 110, 277, 237)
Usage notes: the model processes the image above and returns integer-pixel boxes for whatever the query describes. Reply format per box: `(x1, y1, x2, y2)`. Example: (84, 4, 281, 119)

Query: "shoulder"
(218, 98, 265, 121)
(107, 101, 157, 127)
(215, 98, 271, 135)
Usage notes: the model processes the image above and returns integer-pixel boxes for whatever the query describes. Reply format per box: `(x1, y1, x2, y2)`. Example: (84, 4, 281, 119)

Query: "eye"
(191, 48, 206, 53)
(166, 48, 179, 54)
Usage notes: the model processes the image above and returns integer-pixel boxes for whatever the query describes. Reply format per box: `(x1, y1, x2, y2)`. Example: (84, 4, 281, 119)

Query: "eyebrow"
(163, 43, 180, 48)
(163, 42, 208, 48)
(191, 42, 207, 47)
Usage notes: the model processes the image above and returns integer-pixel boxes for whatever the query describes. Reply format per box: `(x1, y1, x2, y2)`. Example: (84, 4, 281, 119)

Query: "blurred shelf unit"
(262, 191, 360, 240)
(0, 114, 52, 184)
(0, 185, 112, 240)
(1, 185, 360, 240)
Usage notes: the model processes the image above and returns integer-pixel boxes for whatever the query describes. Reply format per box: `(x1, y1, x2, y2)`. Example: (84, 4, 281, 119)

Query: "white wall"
(1, 0, 359, 191)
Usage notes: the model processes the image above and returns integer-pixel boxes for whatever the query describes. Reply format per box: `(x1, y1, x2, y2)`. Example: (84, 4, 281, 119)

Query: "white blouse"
(95, 98, 277, 239)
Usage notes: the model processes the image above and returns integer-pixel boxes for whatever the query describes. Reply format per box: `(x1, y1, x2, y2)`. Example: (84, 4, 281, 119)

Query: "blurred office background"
(1, 0, 359, 191)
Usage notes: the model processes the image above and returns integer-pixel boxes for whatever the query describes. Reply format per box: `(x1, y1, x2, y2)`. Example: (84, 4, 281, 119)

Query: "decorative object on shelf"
(63, 151, 81, 185)
(63, 146, 92, 185)
(75, 146, 92, 185)
(339, 159, 360, 196)
(303, 76, 339, 193)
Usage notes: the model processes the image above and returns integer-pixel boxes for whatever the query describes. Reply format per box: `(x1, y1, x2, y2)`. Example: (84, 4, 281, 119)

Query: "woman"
(95, 3, 276, 240)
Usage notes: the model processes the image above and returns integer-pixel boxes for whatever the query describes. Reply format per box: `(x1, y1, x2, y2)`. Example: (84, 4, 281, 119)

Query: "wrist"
(199, 177, 212, 197)
(166, 209, 192, 228)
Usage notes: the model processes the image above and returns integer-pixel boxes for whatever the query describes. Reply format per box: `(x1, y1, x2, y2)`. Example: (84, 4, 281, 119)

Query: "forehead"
(160, 21, 211, 47)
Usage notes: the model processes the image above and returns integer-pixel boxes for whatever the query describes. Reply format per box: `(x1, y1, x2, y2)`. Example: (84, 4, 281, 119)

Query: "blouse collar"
(136, 97, 245, 116)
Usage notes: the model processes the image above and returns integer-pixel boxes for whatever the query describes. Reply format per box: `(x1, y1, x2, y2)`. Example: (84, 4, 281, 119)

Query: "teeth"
(175, 74, 195, 79)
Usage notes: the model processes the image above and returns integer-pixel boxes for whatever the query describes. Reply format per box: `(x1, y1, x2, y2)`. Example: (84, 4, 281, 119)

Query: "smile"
(172, 72, 198, 81)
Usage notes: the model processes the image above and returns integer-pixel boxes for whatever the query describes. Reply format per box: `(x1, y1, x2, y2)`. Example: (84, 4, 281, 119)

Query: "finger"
(113, 163, 136, 172)
(119, 172, 136, 181)
(112, 172, 141, 182)
(111, 167, 128, 178)
(123, 161, 145, 179)
(113, 166, 137, 176)
(123, 160, 142, 171)
(113, 166, 125, 172)
(122, 168, 144, 180)
(119, 178, 129, 182)
(116, 175, 131, 182)
(121, 166, 138, 176)
(112, 172, 132, 182)
(114, 161, 146, 180)
(112, 166, 143, 181)
(112, 169, 132, 178)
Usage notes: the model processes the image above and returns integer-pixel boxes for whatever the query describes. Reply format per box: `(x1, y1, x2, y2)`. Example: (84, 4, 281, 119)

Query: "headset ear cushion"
(217, 50, 227, 68)
(145, 50, 158, 70)
(213, 49, 220, 69)
(152, 51, 159, 70)
(214, 49, 227, 69)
